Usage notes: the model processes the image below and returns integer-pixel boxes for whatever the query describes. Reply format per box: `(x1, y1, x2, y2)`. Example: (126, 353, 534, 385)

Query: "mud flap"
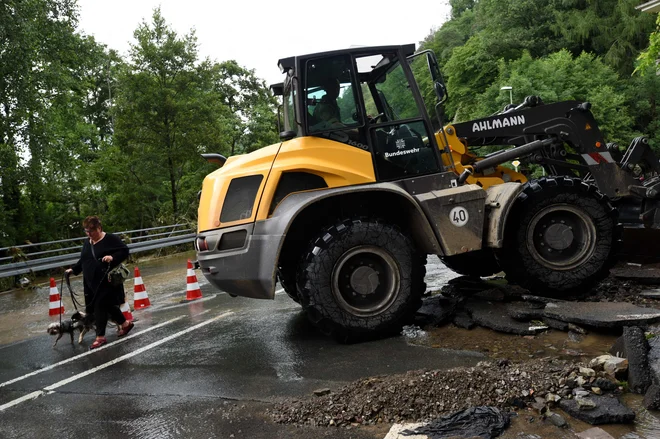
(414, 184, 486, 256)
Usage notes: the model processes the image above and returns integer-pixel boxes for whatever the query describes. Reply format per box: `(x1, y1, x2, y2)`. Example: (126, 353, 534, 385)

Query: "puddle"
(419, 325, 617, 362)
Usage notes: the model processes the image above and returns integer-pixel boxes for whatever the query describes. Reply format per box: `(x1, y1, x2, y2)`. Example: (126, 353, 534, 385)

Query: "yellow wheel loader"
(196, 44, 622, 339)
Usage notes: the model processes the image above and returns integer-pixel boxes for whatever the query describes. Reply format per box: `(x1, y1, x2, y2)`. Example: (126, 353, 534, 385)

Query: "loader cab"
(275, 44, 448, 182)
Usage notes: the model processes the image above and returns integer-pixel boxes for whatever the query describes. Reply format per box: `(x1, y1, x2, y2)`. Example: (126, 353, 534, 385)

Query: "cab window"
(356, 53, 440, 181)
(282, 78, 298, 135)
(305, 55, 360, 134)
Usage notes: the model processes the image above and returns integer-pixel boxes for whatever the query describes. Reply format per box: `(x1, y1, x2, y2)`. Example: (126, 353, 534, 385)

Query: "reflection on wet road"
(2, 252, 658, 439)
(0, 252, 482, 438)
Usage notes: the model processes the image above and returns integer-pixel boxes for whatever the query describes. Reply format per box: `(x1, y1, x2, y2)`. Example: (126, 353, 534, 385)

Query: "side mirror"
(201, 153, 227, 167)
(434, 81, 447, 104)
(427, 53, 440, 82)
(279, 130, 297, 141)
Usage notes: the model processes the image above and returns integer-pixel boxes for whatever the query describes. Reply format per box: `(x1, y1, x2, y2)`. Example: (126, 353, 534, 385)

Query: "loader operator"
(310, 78, 344, 131)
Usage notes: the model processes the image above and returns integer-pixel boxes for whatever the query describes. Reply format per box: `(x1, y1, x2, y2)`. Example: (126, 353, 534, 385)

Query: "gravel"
(270, 271, 656, 429)
(271, 358, 584, 427)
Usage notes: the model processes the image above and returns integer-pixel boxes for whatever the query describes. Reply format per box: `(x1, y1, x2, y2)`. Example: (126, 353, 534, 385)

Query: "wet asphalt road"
(0, 254, 482, 439)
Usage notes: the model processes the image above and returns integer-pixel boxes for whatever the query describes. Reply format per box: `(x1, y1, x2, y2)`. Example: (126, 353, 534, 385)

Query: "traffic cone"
(133, 267, 151, 309)
(186, 259, 202, 301)
(48, 277, 65, 316)
(120, 302, 133, 321)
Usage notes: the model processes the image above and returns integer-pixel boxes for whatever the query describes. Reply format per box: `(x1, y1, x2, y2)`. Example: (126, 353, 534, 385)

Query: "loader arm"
(450, 100, 642, 199)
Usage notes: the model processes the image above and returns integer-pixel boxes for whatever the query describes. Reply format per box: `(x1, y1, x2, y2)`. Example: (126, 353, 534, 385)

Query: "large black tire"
(297, 219, 426, 340)
(276, 268, 300, 303)
(496, 176, 619, 294)
(440, 249, 502, 277)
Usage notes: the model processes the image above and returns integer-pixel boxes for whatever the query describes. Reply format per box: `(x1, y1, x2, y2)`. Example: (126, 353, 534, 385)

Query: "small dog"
(46, 318, 84, 347)
(47, 311, 120, 347)
(71, 311, 96, 344)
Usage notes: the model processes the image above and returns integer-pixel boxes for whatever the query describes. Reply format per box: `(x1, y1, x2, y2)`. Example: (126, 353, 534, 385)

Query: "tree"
(113, 9, 277, 225)
(113, 8, 223, 223)
(468, 50, 637, 146)
(210, 60, 278, 156)
(0, 0, 113, 243)
(551, 0, 656, 76)
(636, 14, 660, 76)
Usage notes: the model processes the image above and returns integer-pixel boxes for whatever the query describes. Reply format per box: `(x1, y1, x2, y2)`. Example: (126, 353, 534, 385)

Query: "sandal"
(117, 321, 134, 337)
(90, 337, 107, 350)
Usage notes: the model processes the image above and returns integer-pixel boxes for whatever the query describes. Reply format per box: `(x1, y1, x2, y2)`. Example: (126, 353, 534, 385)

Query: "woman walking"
(65, 216, 134, 349)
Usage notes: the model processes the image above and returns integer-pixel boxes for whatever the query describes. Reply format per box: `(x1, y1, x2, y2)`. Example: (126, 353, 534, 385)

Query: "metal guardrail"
(0, 225, 196, 279)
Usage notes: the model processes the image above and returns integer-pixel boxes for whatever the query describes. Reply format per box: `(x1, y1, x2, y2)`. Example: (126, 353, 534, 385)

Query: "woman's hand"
(102, 255, 113, 263)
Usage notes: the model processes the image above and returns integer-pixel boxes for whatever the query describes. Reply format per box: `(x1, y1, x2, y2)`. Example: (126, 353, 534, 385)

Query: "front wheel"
(297, 219, 426, 340)
(497, 176, 618, 294)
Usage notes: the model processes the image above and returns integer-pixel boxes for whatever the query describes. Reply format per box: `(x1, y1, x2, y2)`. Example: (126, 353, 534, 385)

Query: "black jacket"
(72, 233, 129, 309)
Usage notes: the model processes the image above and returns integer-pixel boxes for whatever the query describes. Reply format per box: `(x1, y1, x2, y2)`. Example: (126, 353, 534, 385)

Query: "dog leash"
(62, 264, 112, 315)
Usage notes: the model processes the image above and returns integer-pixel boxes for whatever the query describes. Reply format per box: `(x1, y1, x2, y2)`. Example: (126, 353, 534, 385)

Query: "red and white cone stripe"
(186, 259, 202, 301)
(120, 302, 133, 321)
(133, 267, 151, 309)
(48, 277, 65, 316)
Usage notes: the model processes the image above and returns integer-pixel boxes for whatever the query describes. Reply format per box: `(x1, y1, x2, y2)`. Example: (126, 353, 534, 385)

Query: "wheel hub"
(350, 266, 380, 295)
(544, 223, 574, 250)
(331, 246, 400, 317)
(527, 204, 596, 270)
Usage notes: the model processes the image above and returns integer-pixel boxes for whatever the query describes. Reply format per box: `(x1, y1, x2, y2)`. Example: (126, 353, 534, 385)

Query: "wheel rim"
(331, 245, 400, 317)
(526, 204, 596, 271)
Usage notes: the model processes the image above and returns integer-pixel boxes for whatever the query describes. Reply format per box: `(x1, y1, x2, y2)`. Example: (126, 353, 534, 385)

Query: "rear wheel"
(440, 249, 501, 277)
(497, 176, 618, 294)
(297, 219, 426, 340)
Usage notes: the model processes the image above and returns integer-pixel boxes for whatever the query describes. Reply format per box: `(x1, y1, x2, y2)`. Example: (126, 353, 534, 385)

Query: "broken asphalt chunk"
(622, 326, 652, 394)
(542, 302, 660, 329)
(559, 395, 634, 425)
(465, 300, 547, 336)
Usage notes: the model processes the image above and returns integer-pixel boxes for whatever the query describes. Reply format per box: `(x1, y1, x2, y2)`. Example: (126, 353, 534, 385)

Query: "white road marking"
(384, 423, 428, 439)
(0, 311, 232, 412)
(157, 294, 218, 311)
(0, 316, 185, 389)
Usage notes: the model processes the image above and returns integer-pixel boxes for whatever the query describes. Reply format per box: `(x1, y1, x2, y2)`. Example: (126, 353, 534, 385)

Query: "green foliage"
(636, 14, 660, 76)
(466, 50, 637, 145)
(552, 0, 656, 75)
(0, 2, 278, 247)
(112, 8, 277, 225)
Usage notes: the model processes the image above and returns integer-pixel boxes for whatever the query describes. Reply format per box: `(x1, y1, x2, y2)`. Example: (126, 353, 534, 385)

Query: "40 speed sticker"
(449, 206, 469, 227)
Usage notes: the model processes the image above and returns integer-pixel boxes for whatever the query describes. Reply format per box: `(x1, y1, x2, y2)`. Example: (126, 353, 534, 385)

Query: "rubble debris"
(271, 359, 577, 427)
(465, 301, 546, 336)
(558, 395, 635, 425)
(542, 302, 660, 329)
(622, 327, 652, 394)
(506, 302, 545, 321)
(543, 317, 569, 331)
(415, 296, 460, 327)
(642, 383, 660, 410)
(400, 406, 509, 439)
(402, 325, 428, 340)
(611, 265, 660, 285)
(546, 412, 567, 428)
(452, 311, 475, 329)
(313, 388, 331, 397)
(647, 335, 660, 382)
